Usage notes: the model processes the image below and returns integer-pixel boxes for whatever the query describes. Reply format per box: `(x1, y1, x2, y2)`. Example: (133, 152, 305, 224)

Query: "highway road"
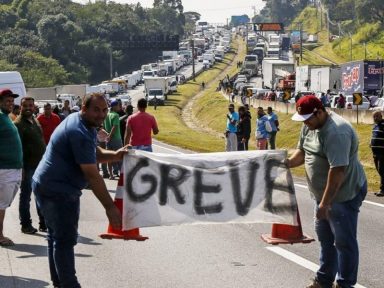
(1, 140, 383, 288)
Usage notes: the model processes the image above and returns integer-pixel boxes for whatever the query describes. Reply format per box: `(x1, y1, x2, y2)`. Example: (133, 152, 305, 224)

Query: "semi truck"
(310, 66, 341, 93)
(262, 59, 295, 89)
(340, 60, 384, 96)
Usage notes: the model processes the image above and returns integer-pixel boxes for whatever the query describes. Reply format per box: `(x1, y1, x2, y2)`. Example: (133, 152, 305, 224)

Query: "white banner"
(122, 150, 298, 230)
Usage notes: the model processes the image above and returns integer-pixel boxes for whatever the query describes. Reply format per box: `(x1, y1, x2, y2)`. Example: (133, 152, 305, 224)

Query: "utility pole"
(299, 22, 303, 61)
(327, 9, 330, 42)
(191, 39, 195, 81)
(364, 42, 367, 59)
(109, 47, 113, 79)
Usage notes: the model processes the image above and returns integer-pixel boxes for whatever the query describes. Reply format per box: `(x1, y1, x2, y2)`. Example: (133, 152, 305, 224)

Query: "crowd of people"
(225, 104, 279, 152)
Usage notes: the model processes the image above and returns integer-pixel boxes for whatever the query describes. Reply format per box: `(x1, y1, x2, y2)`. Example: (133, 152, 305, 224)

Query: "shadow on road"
(78, 235, 101, 246)
(0, 275, 50, 288)
(7, 243, 47, 258)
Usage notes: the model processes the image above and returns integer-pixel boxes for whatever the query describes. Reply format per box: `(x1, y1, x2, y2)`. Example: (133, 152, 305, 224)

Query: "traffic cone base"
(261, 223, 315, 245)
(261, 208, 315, 245)
(99, 172, 148, 241)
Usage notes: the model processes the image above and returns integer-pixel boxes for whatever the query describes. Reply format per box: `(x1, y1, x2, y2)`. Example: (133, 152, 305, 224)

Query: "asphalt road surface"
(1, 140, 383, 288)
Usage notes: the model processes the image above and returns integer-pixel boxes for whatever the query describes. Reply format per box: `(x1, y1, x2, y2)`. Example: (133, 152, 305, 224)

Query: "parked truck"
(340, 60, 384, 96)
(295, 65, 326, 92)
(262, 59, 295, 89)
(242, 55, 259, 76)
(144, 77, 170, 105)
(310, 66, 341, 93)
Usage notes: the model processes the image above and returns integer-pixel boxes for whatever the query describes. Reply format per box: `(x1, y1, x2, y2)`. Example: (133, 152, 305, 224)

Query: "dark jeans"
(268, 131, 277, 150)
(33, 181, 81, 288)
(373, 155, 384, 192)
(315, 181, 367, 288)
(19, 166, 44, 227)
(98, 142, 109, 176)
(237, 137, 249, 151)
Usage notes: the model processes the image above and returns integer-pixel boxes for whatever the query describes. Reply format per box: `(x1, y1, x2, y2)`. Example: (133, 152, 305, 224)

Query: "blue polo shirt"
(33, 112, 97, 199)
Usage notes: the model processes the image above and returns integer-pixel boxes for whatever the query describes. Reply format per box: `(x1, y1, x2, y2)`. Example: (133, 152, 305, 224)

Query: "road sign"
(283, 90, 291, 101)
(353, 93, 363, 105)
(246, 88, 253, 97)
(253, 23, 284, 32)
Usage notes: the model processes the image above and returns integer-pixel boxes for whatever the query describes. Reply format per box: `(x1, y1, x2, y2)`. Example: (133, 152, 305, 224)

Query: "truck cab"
(146, 88, 165, 106)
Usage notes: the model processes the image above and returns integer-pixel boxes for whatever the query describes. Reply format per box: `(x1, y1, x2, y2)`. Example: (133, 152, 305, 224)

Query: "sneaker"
(374, 192, 384, 197)
(21, 225, 38, 234)
(102, 173, 110, 179)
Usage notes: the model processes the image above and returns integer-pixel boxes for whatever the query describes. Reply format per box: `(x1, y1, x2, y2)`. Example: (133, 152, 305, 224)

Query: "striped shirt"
(371, 120, 384, 156)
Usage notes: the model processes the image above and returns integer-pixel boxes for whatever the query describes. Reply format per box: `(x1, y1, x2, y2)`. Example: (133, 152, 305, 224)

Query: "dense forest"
(0, 0, 199, 86)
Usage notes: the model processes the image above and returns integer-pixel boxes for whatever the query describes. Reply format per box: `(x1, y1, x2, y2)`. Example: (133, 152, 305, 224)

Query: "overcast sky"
(76, 0, 265, 23)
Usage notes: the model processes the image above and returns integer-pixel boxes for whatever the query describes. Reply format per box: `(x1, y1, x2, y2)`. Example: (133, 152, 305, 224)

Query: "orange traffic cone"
(261, 208, 314, 245)
(99, 171, 148, 241)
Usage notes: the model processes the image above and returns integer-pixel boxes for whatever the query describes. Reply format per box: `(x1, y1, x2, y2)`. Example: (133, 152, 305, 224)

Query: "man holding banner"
(287, 96, 366, 288)
(32, 93, 123, 288)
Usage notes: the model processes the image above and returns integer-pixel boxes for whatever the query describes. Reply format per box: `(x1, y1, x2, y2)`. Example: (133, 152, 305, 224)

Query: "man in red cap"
(0, 89, 23, 246)
(286, 96, 367, 288)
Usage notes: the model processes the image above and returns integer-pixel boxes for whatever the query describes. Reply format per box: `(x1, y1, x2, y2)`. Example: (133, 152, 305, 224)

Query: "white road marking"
(152, 143, 183, 154)
(362, 200, 384, 208)
(266, 247, 367, 288)
(294, 184, 384, 209)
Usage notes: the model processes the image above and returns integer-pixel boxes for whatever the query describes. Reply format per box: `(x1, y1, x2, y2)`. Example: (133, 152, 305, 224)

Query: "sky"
(76, 0, 266, 24)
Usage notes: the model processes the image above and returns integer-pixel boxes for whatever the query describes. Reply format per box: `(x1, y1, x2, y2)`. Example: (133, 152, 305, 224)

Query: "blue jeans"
(33, 181, 81, 288)
(132, 145, 153, 152)
(106, 138, 123, 174)
(315, 182, 367, 288)
(19, 167, 44, 227)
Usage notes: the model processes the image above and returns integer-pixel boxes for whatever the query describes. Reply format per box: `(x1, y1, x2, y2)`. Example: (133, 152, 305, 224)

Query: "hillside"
(289, 6, 384, 65)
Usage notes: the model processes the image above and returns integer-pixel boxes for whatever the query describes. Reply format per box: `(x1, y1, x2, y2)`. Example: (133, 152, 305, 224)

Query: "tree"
(356, 0, 384, 25)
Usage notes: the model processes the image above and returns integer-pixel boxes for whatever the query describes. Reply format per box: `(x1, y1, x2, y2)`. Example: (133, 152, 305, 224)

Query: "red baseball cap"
(0, 89, 19, 98)
(292, 95, 324, 121)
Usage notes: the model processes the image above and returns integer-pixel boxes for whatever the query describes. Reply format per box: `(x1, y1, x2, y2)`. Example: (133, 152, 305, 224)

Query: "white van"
(0, 71, 27, 105)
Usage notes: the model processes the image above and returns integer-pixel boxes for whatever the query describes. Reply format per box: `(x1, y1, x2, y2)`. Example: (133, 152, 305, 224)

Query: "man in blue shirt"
(33, 93, 123, 288)
(267, 107, 279, 150)
(225, 103, 239, 151)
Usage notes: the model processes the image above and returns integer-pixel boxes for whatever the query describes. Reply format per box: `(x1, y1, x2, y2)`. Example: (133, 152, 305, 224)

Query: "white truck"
(296, 65, 326, 92)
(203, 53, 215, 65)
(144, 77, 170, 105)
(262, 59, 295, 89)
(0, 71, 27, 105)
(310, 66, 341, 93)
(163, 59, 177, 74)
(242, 55, 259, 76)
(162, 51, 178, 60)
